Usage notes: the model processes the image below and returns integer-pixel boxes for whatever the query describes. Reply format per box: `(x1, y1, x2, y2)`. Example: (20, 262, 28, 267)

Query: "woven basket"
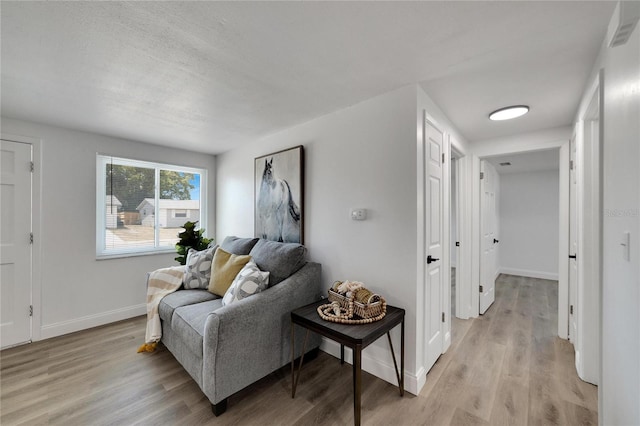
(328, 289, 386, 319)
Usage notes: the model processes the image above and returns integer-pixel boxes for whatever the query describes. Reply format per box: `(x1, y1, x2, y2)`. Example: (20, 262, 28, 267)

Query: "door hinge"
(442, 153, 445, 164)
(479, 285, 484, 293)
(29, 305, 33, 317)
(480, 172, 484, 180)
(570, 160, 574, 170)
(30, 161, 34, 172)
(570, 305, 574, 315)
(442, 312, 445, 323)
(30, 233, 34, 244)
(455, 241, 460, 247)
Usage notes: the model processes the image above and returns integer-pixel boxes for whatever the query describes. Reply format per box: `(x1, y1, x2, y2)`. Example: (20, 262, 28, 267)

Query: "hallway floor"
(419, 273, 598, 425)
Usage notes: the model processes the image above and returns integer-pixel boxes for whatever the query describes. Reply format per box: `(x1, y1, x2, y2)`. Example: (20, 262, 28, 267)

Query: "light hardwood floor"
(1, 274, 597, 425)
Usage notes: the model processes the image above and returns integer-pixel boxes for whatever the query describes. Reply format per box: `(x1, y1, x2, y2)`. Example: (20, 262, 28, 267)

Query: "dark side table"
(290, 300, 405, 426)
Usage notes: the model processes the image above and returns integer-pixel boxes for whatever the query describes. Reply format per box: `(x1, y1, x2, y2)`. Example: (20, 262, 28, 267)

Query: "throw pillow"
(183, 245, 218, 289)
(249, 239, 307, 286)
(222, 261, 270, 306)
(208, 247, 252, 296)
(220, 236, 260, 255)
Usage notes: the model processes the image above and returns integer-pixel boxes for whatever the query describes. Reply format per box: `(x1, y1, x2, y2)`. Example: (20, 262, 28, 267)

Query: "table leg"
(291, 328, 310, 398)
(341, 344, 345, 365)
(353, 344, 362, 426)
(401, 317, 405, 396)
(290, 321, 295, 397)
(386, 331, 403, 397)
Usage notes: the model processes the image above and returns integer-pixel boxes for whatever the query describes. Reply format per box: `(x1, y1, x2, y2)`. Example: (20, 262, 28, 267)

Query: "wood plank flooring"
(1, 274, 597, 425)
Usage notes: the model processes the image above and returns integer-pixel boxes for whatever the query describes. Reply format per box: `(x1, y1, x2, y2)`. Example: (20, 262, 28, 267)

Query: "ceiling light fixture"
(499, 162, 511, 166)
(489, 105, 529, 121)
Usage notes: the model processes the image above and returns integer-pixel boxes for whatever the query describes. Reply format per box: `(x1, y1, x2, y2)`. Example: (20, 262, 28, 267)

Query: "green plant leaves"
(174, 220, 212, 265)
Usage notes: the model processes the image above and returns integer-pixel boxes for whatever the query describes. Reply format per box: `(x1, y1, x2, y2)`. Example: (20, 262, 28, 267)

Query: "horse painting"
(256, 157, 301, 243)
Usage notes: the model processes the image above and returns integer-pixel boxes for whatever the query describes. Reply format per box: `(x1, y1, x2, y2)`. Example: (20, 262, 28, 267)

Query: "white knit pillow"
(183, 246, 217, 289)
(222, 261, 270, 306)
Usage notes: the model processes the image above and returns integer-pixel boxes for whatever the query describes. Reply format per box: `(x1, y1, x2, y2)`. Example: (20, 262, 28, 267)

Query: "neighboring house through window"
(96, 155, 206, 258)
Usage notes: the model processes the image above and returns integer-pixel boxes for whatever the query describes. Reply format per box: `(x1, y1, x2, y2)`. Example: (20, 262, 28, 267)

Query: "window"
(96, 155, 206, 258)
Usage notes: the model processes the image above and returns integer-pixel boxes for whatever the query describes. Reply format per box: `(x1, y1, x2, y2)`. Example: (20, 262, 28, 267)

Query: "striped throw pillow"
(222, 261, 270, 306)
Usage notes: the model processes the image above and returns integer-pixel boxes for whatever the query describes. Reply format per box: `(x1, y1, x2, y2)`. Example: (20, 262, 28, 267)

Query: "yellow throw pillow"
(208, 247, 252, 296)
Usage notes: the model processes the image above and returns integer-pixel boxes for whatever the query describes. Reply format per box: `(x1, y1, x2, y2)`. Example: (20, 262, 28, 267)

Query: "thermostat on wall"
(351, 208, 367, 221)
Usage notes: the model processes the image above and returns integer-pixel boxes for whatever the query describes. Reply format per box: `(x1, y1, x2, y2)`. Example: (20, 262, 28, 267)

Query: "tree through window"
(97, 155, 206, 257)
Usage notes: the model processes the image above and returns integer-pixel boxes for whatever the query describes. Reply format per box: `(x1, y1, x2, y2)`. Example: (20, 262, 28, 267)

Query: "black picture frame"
(254, 145, 304, 244)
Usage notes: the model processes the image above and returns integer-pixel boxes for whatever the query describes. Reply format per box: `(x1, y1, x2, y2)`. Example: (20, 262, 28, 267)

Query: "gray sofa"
(157, 236, 322, 415)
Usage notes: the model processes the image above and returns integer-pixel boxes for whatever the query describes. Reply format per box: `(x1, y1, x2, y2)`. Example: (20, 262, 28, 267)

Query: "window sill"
(96, 248, 176, 261)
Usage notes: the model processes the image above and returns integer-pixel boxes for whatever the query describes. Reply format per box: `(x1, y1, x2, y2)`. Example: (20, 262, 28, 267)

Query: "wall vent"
(608, 1, 640, 48)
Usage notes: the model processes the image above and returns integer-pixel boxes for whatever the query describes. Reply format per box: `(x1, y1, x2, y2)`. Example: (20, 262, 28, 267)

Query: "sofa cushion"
(183, 245, 218, 289)
(220, 236, 260, 255)
(222, 261, 270, 306)
(159, 289, 219, 322)
(208, 248, 252, 296)
(172, 299, 223, 357)
(249, 239, 307, 286)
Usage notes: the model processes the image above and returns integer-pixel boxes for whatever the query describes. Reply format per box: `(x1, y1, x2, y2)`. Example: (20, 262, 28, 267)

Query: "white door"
(424, 119, 444, 371)
(569, 135, 578, 343)
(0, 140, 33, 348)
(479, 160, 497, 314)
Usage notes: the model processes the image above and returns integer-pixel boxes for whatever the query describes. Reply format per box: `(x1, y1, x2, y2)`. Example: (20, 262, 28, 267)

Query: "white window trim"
(96, 154, 207, 259)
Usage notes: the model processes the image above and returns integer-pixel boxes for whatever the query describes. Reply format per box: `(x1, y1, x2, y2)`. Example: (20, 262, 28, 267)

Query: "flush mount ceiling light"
(489, 105, 529, 121)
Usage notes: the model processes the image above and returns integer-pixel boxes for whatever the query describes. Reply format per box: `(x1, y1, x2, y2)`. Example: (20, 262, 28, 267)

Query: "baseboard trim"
(39, 304, 146, 340)
(499, 267, 558, 281)
(319, 338, 421, 396)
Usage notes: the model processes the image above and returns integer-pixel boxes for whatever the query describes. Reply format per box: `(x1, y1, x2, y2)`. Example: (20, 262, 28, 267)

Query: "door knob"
(427, 255, 439, 264)
(569, 254, 577, 259)
(493, 239, 499, 244)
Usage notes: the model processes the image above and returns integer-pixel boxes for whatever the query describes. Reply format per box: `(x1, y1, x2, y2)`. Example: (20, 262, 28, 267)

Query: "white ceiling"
(486, 149, 560, 175)
(1, 2, 615, 154)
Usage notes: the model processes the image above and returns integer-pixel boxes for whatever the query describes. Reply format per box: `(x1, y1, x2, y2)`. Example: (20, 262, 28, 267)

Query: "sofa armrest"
(201, 261, 321, 404)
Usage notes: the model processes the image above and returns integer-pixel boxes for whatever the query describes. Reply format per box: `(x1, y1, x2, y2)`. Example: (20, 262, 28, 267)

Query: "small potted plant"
(175, 221, 213, 265)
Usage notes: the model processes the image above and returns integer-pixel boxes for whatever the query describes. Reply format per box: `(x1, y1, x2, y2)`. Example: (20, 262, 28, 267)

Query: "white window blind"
(96, 155, 206, 258)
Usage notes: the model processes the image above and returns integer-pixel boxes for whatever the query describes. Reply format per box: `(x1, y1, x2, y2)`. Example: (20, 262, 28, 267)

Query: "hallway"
(420, 274, 598, 424)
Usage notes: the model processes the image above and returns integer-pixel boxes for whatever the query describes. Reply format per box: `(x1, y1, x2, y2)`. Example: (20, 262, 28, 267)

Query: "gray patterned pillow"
(184, 245, 218, 289)
(222, 261, 270, 306)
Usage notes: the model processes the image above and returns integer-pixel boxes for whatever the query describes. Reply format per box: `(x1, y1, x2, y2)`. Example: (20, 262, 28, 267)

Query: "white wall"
(217, 85, 420, 390)
(498, 170, 560, 280)
(1, 117, 216, 340)
(593, 4, 640, 423)
(472, 126, 571, 158)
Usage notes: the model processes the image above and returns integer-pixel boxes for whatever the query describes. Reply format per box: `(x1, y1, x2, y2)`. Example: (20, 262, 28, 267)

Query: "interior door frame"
(1, 133, 42, 344)
(558, 142, 570, 339)
(569, 129, 579, 346)
(426, 114, 448, 362)
(470, 139, 566, 319)
(479, 159, 498, 314)
(575, 72, 602, 385)
(416, 111, 451, 390)
(449, 145, 466, 319)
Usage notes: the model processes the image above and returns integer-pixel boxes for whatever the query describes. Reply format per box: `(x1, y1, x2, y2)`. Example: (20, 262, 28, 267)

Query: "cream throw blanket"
(137, 266, 185, 353)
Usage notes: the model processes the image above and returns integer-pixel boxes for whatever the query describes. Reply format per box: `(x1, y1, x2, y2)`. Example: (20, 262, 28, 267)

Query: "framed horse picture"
(254, 146, 304, 244)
